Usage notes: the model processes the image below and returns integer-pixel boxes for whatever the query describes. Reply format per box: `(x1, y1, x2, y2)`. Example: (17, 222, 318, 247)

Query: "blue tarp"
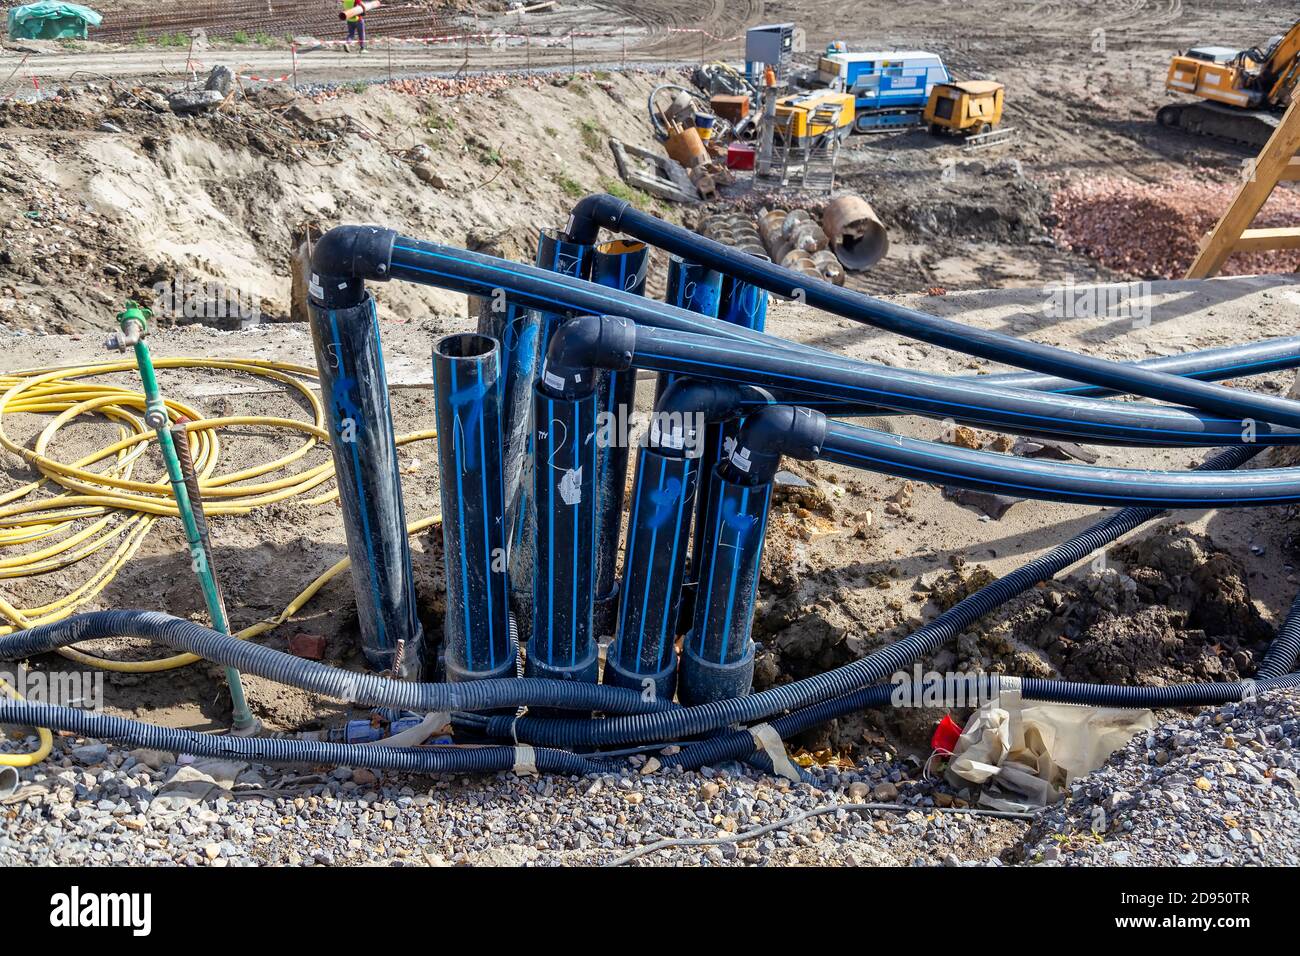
(7, 3, 103, 41)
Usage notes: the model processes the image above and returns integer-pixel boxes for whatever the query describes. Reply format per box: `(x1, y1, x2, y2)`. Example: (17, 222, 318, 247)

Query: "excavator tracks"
(1157, 101, 1283, 150)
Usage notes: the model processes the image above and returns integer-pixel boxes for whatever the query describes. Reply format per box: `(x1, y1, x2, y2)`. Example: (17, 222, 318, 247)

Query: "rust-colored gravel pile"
(1052, 175, 1300, 279)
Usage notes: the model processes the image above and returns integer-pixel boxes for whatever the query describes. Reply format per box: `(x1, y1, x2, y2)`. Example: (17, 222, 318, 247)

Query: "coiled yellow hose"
(0, 356, 439, 766)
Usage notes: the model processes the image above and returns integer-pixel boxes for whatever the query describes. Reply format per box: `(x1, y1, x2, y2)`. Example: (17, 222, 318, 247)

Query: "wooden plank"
(1231, 226, 1300, 253)
(1280, 156, 1300, 182)
(1186, 91, 1300, 278)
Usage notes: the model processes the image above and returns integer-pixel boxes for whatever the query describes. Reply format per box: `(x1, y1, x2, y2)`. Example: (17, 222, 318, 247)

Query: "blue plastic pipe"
(681, 469, 771, 704)
(589, 238, 650, 640)
(306, 291, 423, 678)
(688, 269, 770, 635)
(432, 333, 517, 682)
(474, 295, 540, 554)
(604, 444, 699, 702)
(508, 229, 595, 646)
(528, 373, 601, 684)
(562, 194, 1300, 431)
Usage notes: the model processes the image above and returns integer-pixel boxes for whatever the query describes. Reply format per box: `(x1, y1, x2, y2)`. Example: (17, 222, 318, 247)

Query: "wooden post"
(289, 222, 323, 325)
(621, 25, 626, 69)
(387, 37, 392, 83)
(291, 43, 297, 89)
(570, 31, 576, 76)
(526, 28, 531, 71)
(1187, 90, 1300, 278)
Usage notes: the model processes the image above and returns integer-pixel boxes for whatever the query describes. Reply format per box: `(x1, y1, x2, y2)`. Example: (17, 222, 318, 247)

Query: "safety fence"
(238, 25, 747, 84)
(87, 0, 457, 44)
(1, 13, 747, 93)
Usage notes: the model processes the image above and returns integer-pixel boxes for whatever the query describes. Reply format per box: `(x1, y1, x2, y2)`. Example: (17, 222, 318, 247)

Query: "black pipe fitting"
(311, 225, 398, 283)
(309, 225, 398, 308)
(540, 315, 636, 399)
(563, 194, 629, 245)
(722, 405, 828, 485)
(651, 380, 772, 457)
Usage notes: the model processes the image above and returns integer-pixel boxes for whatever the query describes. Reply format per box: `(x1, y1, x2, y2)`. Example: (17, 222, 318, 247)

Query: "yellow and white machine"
(774, 89, 856, 143)
(1159, 18, 1300, 146)
(923, 80, 1005, 136)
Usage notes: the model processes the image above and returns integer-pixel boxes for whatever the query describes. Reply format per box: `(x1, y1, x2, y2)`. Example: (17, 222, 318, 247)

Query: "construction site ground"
(4, 1, 1299, 338)
(3, 0, 1300, 866)
(4, 274, 1298, 741)
(5, 275, 1300, 867)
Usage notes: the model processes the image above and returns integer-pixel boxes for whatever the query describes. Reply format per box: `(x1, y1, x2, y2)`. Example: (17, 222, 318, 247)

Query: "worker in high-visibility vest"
(342, 0, 366, 52)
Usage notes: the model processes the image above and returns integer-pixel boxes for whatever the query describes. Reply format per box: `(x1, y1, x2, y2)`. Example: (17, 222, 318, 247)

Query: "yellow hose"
(0, 356, 440, 766)
(0, 675, 53, 768)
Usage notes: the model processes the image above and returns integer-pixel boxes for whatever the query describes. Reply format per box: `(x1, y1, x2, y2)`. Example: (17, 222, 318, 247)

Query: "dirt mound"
(0, 69, 678, 335)
(1052, 174, 1300, 279)
(1052, 529, 1271, 684)
(872, 159, 1052, 245)
(754, 512, 1275, 758)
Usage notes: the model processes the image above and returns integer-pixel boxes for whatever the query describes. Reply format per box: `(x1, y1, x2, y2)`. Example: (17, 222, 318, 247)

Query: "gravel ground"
(0, 730, 1027, 867)
(1017, 689, 1300, 866)
(5, 691, 1299, 867)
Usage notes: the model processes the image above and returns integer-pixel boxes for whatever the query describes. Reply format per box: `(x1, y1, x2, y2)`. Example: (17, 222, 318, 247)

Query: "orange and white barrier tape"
(238, 70, 295, 83)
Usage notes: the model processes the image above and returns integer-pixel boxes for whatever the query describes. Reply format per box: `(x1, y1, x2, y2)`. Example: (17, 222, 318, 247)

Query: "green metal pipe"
(115, 302, 256, 732)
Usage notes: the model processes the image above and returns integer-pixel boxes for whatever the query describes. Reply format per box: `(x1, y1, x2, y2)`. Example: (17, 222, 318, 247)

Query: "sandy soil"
(0, 69, 688, 336)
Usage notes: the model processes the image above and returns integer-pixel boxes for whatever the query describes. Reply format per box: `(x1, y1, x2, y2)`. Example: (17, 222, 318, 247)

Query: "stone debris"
(1053, 174, 1300, 279)
(1017, 690, 1300, 865)
(8, 690, 1298, 866)
(0, 727, 1022, 867)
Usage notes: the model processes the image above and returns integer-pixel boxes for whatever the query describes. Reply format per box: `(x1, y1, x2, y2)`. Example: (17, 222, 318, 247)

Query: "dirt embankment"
(0, 69, 682, 336)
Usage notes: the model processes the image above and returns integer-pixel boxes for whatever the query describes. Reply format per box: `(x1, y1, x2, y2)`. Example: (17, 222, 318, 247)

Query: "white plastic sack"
(945, 679, 1154, 810)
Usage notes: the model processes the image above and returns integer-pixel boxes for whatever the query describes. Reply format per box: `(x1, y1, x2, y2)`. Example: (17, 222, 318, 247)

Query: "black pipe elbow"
(651, 380, 774, 457)
(656, 380, 762, 423)
(563, 194, 629, 245)
(723, 405, 828, 485)
(312, 225, 398, 281)
(310, 225, 398, 308)
(541, 315, 636, 399)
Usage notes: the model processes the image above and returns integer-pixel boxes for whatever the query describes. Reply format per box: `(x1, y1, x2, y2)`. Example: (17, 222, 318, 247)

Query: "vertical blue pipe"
(654, 255, 723, 403)
(679, 270, 769, 638)
(527, 379, 600, 683)
(534, 227, 593, 358)
(307, 291, 424, 678)
(589, 238, 649, 641)
(679, 468, 771, 705)
(656, 254, 723, 642)
(695, 271, 770, 542)
(507, 228, 592, 647)
(475, 297, 540, 555)
(432, 333, 517, 681)
(603, 445, 698, 701)
(717, 271, 770, 332)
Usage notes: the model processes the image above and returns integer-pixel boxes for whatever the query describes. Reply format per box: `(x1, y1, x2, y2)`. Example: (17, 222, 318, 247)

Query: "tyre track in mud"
(591, 0, 765, 58)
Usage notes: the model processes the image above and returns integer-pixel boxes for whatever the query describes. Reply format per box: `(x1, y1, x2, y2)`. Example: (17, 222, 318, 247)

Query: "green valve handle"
(107, 300, 151, 352)
(117, 300, 150, 330)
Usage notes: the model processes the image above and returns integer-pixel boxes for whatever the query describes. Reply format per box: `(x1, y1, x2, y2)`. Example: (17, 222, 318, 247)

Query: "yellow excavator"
(1158, 17, 1300, 146)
